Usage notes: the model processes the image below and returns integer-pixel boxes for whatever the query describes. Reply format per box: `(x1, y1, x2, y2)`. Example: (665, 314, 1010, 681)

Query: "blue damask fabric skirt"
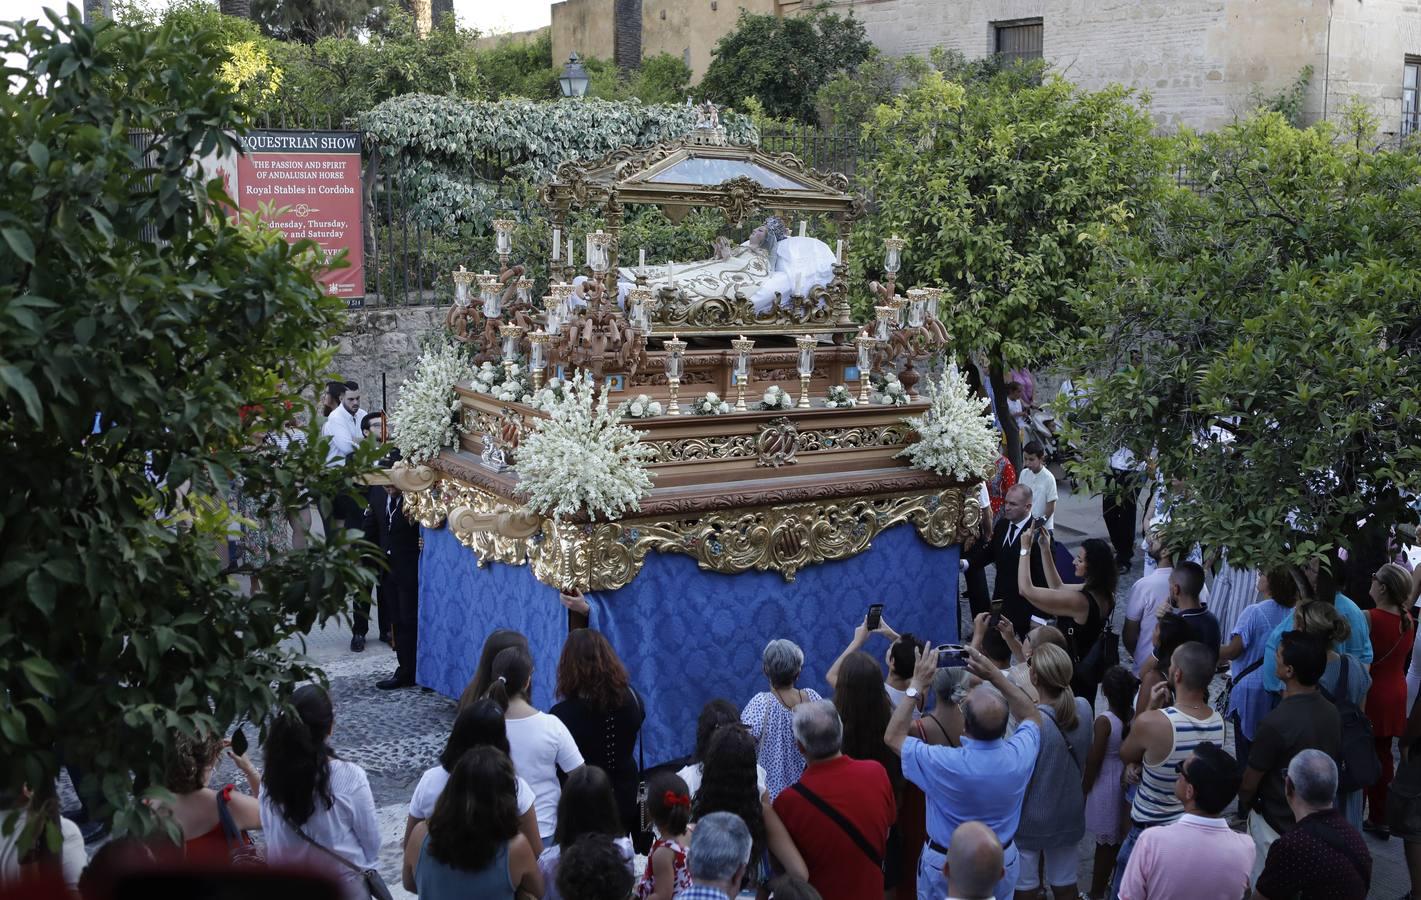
(417, 523, 961, 764)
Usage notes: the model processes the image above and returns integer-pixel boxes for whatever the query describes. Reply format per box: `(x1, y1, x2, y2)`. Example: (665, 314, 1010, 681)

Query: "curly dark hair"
(439, 699, 509, 772)
(692, 723, 766, 869)
(556, 629, 631, 713)
(553, 765, 623, 847)
(692, 698, 740, 763)
(832, 651, 900, 786)
(427, 746, 521, 870)
(555, 834, 635, 900)
(459, 630, 529, 712)
(644, 771, 692, 837)
(164, 729, 223, 794)
(262, 684, 336, 828)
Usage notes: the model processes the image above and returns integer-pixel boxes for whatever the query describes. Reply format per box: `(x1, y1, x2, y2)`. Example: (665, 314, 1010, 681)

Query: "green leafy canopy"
(0, 8, 377, 845)
(1064, 110, 1421, 581)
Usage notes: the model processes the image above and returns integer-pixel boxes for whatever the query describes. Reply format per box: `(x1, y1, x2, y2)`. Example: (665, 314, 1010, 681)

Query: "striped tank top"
(1130, 706, 1226, 827)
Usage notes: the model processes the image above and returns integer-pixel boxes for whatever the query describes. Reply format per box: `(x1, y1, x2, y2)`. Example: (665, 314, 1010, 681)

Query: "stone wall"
(331, 305, 447, 413)
(551, 0, 619, 73)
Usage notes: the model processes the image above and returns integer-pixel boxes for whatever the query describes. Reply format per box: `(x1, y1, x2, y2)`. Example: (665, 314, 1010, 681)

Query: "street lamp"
(559, 52, 590, 98)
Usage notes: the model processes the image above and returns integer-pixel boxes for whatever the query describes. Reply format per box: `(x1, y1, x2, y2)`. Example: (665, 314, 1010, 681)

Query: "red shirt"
(771, 755, 896, 900)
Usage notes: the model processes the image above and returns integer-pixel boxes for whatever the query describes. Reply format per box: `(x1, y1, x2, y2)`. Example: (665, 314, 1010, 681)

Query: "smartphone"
(937, 644, 969, 667)
(988, 598, 1004, 628)
(865, 603, 884, 631)
(230, 724, 248, 757)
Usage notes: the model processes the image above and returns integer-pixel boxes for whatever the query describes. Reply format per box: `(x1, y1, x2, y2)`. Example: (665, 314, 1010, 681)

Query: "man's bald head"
(945, 821, 1003, 898)
(962, 684, 1008, 741)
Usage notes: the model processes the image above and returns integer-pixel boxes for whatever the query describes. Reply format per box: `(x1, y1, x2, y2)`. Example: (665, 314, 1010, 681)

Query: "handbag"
(215, 786, 263, 867)
(293, 826, 394, 900)
(1317, 659, 1381, 793)
(1213, 655, 1265, 716)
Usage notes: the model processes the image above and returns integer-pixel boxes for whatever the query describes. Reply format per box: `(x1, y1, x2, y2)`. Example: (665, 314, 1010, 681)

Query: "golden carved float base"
(401, 465, 981, 592)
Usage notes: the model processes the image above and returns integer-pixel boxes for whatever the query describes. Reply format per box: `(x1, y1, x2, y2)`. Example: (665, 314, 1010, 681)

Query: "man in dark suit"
(971, 483, 1050, 636)
(367, 484, 422, 689)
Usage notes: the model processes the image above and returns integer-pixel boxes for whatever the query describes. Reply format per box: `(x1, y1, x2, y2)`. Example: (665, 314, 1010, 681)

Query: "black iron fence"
(758, 123, 878, 180)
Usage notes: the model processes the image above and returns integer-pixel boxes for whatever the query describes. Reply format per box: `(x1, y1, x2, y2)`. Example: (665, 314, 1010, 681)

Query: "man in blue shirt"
(886, 644, 1042, 900)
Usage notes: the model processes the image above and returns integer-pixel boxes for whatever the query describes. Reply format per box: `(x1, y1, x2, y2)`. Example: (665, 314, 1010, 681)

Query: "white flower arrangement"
(515, 370, 655, 521)
(759, 385, 794, 410)
(691, 391, 733, 416)
(472, 360, 533, 404)
(896, 367, 1000, 481)
(823, 385, 857, 409)
(878, 377, 908, 407)
(529, 376, 569, 412)
(619, 393, 664, 418)
(471, 361, 501, 394)
(391, 339, 468, 464)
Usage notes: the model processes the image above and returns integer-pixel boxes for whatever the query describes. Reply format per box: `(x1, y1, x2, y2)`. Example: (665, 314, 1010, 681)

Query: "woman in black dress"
(1018, 525, 1117, 706)
(550, 630, 645, 841)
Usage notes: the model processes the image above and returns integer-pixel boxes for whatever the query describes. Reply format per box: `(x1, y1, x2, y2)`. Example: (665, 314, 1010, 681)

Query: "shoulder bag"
(293, 826, 394, 900)
(788, 782, 885, 877)
(215, 786, 263, 867)
(1317, 658, 1380, 793)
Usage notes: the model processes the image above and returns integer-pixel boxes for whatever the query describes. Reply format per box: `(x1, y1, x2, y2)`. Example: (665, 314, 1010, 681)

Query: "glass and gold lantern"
(586, 229, 612, 277)
(499, 323, 522, 383)
(664, 334, 686, 415)
(906, 288, 927, 329)
(492, 219, 516, 264)
(731, 334, 755, 412)
(796, 333, 816, 409)
(451, 266, 474, 308)
(882, 235, 904, 276)
(854, 331, 876, 403)
(478, 271, 502, 319)
(874, 305, 896, 342)
(528, 329, 550, 390)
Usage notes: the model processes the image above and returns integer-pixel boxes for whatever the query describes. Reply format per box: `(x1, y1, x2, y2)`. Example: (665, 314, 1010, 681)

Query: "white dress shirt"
(260, 759, 381, 900)
(321, 407, 361, 465)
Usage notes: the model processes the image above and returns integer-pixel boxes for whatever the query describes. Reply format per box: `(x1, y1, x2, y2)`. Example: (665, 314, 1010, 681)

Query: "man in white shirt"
(1015, 441, 1057, 531)
(1124, 533, 1210, 674)
(321, 381, 364, 466)
(1104, 446, 1145, 573)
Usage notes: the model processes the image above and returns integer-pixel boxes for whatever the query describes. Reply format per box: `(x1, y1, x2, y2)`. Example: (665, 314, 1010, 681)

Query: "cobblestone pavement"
(66, 476, 1406, 897)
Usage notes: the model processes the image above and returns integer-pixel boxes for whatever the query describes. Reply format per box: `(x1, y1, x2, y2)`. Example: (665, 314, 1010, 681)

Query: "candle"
(798, 220, 807, 237)
(552, 226, 561, 261)
(836, 239, 844, 263)
(567, 237, 575, 268)
(639, 248, 646, 267)
(669, 263, 677, 286)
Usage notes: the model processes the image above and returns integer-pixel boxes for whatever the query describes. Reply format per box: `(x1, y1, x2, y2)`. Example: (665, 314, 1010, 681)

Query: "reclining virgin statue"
(616, 216, 837, 315)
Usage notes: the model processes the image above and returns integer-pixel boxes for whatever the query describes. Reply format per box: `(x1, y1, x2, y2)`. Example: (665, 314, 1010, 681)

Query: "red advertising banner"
(236, 129, 365, 306)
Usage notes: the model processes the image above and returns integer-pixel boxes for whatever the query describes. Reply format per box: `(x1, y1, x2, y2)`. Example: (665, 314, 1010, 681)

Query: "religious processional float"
(388, 110, 998, 761)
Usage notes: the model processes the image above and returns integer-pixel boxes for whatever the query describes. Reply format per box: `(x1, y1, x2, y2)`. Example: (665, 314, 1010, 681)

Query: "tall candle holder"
(874, 305, 897, 342)
(528, 329, 550, 390)
(628, 286, 653, 333)
(542, 293, 563, 335)
(492, 219, 516, 269)
(854, 331, 877, 404)
(452, 266, 474, 308)
(731, 334, 755, 412)
(477, 271, 503, 319)
(550, 281, 574, 321)
(664, 334, 686, 415)
(882, 234, 905, 294)
(795, 334, 816, 409)
(499, 323, 523, 383)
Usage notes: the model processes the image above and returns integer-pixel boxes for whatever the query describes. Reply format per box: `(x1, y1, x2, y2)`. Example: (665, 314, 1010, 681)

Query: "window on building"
(994, 19, 1043, 65)
(1405, 58, 1420, 137)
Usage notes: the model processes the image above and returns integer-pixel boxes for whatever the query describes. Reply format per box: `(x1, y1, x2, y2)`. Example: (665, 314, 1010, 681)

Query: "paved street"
(172, 475, 1410, 898)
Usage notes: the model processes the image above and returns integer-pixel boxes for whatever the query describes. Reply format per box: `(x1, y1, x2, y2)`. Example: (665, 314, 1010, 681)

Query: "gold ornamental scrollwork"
(716, 175, 781, 225)
(439, 482, 538, 567)
(643, 422, 913, 464)
(528, 488, 976, 590)
(756, 417, 800, 468)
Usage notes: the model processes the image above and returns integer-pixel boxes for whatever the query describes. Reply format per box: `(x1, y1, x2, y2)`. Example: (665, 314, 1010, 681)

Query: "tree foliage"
(249, 0, 380, 43)
(1064, 110, 1421, 592)
(0, 9, 376, 843)
(699, 10, 873, 123)
(857, 70, 1163, 462)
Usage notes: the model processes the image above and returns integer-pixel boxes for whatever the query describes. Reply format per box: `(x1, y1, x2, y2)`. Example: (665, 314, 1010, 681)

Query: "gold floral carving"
(528, 487, 980, 590)
(637, 423, 913, 464)
(716, 175, 781, 225)
(405, 480, 536, 566)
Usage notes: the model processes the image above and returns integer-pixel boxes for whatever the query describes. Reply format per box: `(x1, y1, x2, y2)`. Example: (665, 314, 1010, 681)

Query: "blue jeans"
(1108, 823, 1148, 900)
(918, 840, 1019, 900)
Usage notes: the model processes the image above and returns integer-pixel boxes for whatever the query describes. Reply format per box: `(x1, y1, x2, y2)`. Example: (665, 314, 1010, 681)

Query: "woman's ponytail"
(484, 646, 533, 710)
(1030, 643, 1080, 732)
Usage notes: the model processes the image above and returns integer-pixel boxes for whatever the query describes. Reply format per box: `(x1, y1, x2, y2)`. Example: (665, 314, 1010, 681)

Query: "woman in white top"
(0, 784, 86, 889)
(405, 698, 542, 857)
(259, 685, 381, 900)
(485, 645, 585, 844)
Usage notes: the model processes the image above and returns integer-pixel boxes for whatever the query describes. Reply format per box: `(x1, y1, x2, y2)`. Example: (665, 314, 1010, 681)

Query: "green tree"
(699, 10, 873, 123)
(1064, 110, 1421, 598)
(857, 70, 1163, 465)
(250, 0, 380, 43)
(626, 53, 691, 105)
(815, 50, 930, 129)
(0, 9, 375, 844)
(476, 30, 559, 100)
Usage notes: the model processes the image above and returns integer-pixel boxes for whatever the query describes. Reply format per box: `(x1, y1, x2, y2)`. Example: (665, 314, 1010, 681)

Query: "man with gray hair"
(773, 702, 896, 900)
(1254, 749, 1371, 899)
(886, 644, 1041, 900)
(678, 811, 753, 900)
